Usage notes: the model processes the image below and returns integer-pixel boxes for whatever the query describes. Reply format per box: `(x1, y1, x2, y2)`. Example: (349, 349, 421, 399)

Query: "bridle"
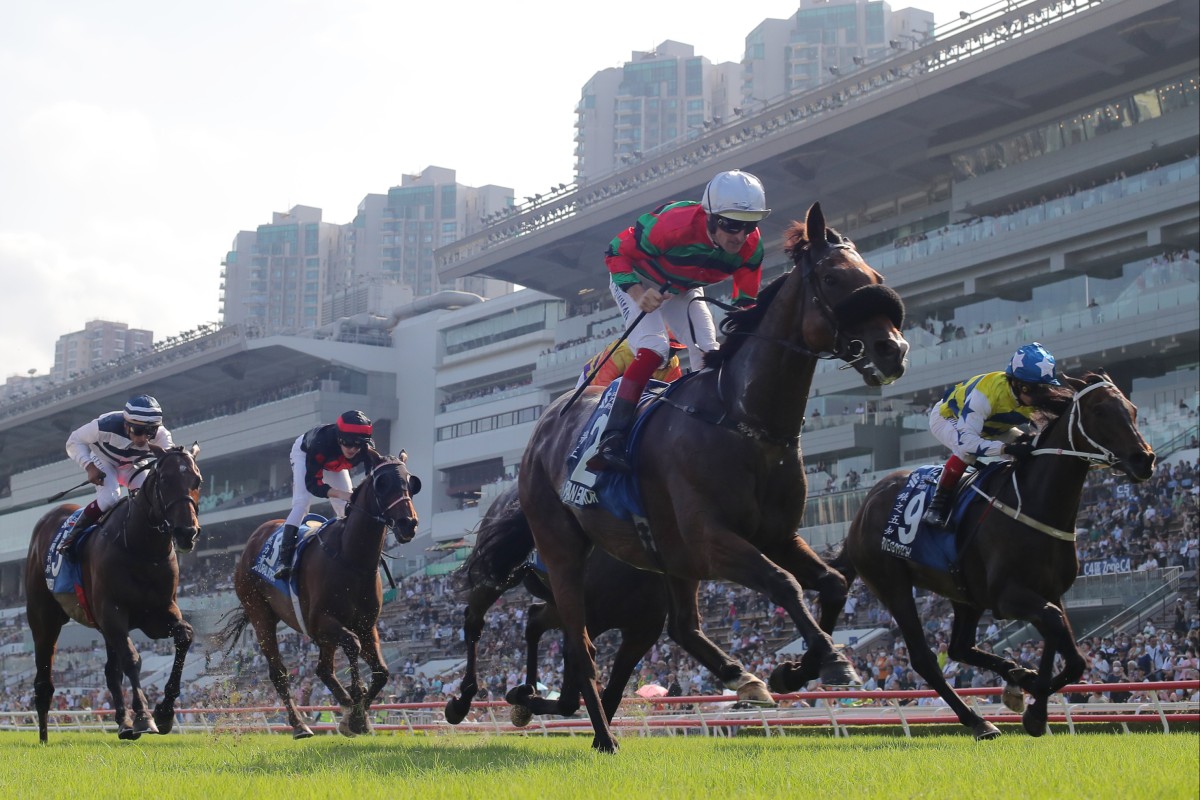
(342, 458, 417, 535)
(120, 449, 200, 552)
(970, 380, 1127, 541)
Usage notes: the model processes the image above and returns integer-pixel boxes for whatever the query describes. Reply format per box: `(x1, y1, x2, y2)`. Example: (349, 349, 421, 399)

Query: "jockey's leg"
(274, 525, 300, 580)
(923, 455, 967, 527)
(586, 348, 662, 473)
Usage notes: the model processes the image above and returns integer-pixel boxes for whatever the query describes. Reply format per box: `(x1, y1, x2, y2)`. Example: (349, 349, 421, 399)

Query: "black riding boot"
(586, 398, 638, 473)
(58, 500, 102, 559)
(274, 524, 300, 580)
(923, 484, 954, 528)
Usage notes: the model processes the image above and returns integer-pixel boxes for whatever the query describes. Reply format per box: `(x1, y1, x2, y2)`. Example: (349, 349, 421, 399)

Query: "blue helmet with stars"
(1006, 342, 1060, 385)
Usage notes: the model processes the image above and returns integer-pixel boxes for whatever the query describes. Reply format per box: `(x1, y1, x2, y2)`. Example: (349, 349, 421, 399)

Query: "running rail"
(3, 681, 1195, 738)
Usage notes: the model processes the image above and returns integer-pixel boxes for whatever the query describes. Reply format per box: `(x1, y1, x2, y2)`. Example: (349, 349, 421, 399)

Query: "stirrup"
(586, 434, 631, 473)
(923, 505, 950, 527)
(274, 565, 292, 580)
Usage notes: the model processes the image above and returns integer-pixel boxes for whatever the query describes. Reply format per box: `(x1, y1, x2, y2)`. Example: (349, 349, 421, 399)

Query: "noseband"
(1030, 381, 1124, 467)
(344, 460, 416, 534)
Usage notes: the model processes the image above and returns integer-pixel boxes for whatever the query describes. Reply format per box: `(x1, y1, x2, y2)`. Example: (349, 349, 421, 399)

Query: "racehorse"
(518, 202, 910, 751)
(444, 483, 669, 727)
(217, 449, 420, 739)
(834, 372, 1155, 739)
(445, 482, 855, 727)
(24, 444, 203, 744)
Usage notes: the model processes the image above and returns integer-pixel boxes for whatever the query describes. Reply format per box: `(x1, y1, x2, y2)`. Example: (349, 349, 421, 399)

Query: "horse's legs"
(246, 608, 312, 739)
(994, 587, 1086, 737)
(945, 602, 1033, 713)
(526, 498, 614, 752)
(152, 612, 194, 734)
(355, 624, 389, 733)
(661, 577, 773, 705)
(600, 619, 663, 723)
(445, 583, 503, 724)
(312, 619, 362, 737)
(880, 587, 1000, 740)
(101, 633, 147, 739)
(705, 535, 844, 691)
(505, 600, 556, 724)
(29, 602, 67, 745)
(767, 536, 848, 634)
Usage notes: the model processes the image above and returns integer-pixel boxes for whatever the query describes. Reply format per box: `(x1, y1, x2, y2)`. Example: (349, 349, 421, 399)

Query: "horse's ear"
(806, 203, 827, 248)
(398, 449, 408, 464)
(408, 474, 421, 496)
(189, 442, 201, 458)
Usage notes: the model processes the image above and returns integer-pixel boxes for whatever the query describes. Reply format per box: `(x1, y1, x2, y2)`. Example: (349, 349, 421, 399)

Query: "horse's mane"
(1031, 371, 1107, 427)
(704, 220, 853, 370)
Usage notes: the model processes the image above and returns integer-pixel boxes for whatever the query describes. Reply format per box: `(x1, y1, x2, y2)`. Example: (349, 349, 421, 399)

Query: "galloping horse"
(519, 203, 910, 751)
(218, 449, 420, 739)
(444, 483, 670, 727)
(835, 372, 1155, 739)
(24, 444, 203, 743)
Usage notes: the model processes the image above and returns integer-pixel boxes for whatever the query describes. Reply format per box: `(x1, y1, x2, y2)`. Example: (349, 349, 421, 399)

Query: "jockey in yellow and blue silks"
(922, 342, 1065, 527)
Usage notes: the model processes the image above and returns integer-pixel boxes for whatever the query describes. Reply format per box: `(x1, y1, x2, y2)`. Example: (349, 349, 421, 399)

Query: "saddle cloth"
(880, 462, 1006, 571)
(560, 377, 671, 521)
(250, 514, 331, 593)
(43, 509, 96, 626)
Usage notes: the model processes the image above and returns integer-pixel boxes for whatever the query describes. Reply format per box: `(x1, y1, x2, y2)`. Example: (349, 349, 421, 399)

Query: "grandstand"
(0, 0, 1196, 715)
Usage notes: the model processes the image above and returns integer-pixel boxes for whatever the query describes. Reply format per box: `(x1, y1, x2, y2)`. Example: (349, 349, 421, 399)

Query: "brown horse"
(518, 203, 910, 752)
(218, 449, 420, 739)
(24, 444, 203, 743)
(835, 372, 1155, 739)
(444, 483, 670, 727)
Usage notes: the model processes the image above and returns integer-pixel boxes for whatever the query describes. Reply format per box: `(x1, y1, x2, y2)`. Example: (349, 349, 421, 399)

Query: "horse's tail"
(827, 543, 859, 590)
(453, 483, 534, 595)
(211, 606, 250, 654)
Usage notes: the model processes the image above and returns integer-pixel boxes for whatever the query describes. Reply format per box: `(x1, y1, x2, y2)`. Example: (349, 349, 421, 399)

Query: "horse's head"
(147, 443, 203, 553)
(784, 203, 909, 386)
(1053, 373, 1156, 481)
(362, 448, 421, 544)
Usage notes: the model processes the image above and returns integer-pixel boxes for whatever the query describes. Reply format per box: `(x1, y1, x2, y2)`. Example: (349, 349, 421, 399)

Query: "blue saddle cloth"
(250, 514, 331, 594)
(560, 377, 673, 521)
(44, 508, 88, 594)
(880, 462, 1006, 571)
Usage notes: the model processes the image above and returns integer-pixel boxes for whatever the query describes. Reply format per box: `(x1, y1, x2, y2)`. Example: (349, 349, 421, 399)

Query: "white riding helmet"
(700, 170, 771, 222)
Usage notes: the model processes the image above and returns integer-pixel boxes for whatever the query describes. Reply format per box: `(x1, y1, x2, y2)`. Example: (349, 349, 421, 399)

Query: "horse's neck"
(723, 281, 814, 436)
(338, 500, 386, 565)
(1011, 428, 1092, 531)
(122, 491, 172, 558)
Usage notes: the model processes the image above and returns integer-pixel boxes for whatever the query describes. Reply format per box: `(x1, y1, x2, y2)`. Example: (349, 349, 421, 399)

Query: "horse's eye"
(823, 273, 838, 287)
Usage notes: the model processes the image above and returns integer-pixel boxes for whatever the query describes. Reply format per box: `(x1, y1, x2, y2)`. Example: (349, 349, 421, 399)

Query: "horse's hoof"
(591, 734, 619, 754)
(118, 727, 141, 741)
(1002, 683, 1026, 714)
(505, 684, 535, 706)
(1022, 702, 1048, 737)
(444, 699, 468, 725)
(337, 713, 358, 738)
(153, 703, 175, 734)
(293, 726, 315, 740)
(974, 721, 1002, 740)
(509, 704, 533, 728)
(134, 714, 159, 736)
(819, 654, 861, 687)
(733, 675, 776, 707)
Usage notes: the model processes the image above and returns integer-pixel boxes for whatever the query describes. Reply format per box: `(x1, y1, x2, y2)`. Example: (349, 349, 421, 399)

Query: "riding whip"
(46, 479, 92, 503)
(380, 557, 396, 590)
(559, 280, 671, 416)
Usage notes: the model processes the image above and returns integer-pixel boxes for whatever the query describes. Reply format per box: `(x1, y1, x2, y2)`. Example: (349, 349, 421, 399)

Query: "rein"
(970, 381, 1121, 542)
(319, 458, 416, 572)
(115, 450, 199, 558)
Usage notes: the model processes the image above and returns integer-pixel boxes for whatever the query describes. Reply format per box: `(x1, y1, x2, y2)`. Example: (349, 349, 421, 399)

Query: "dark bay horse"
(218, 449, 420, 739)
(24, 444, 203, 743)
(444, 483, 671, 728)
(836, 372, 1155, 739)
(519, 203, 910, 752)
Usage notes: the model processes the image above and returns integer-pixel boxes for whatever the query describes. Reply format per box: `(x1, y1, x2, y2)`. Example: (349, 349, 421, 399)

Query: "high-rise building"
(220, 205, 341, 334)
(742, 0, 934, 108)
(51, 319, 153, 381)
(221, 170, 514, 332)
(574, 41, 741, 185)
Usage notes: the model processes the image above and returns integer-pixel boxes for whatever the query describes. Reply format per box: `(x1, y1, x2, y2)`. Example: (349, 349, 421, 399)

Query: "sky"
(0, 0, 966, 381)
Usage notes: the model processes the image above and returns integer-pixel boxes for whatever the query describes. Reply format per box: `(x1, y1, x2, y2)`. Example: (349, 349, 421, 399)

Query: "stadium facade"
(0, 0, 1196, 621)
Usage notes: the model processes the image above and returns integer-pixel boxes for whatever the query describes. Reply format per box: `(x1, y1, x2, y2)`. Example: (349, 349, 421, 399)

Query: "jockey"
(922, 342, 1066, 527)
(60, 394, 174, 555)
(275, 410, 374, 579)
(575, 334, 687, 390)
(587, 169, 770, 472)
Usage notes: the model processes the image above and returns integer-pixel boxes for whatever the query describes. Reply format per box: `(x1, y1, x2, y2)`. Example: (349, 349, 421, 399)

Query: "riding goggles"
(128, 424, 159, 437)
(715, 217, 758, 235)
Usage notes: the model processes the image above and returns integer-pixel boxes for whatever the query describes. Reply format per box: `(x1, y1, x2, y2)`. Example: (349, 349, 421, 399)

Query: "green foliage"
(0, 732, 1196, 799)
